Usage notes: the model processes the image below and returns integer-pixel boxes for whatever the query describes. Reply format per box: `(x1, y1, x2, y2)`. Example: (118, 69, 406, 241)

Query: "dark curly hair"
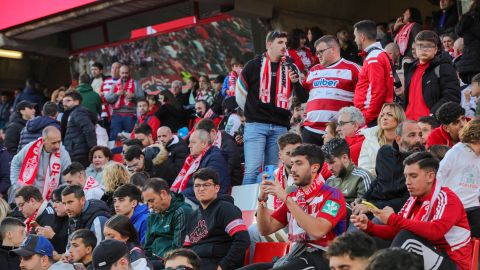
(435, 102, 465, 125)
(287, 28, 307, 50)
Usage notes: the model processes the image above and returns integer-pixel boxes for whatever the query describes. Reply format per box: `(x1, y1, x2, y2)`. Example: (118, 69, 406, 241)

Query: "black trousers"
(392, 230, 457, 270)
(301, 128, 324, 147)
(466, 207, 480, 238)
(237, 249, 329, 270)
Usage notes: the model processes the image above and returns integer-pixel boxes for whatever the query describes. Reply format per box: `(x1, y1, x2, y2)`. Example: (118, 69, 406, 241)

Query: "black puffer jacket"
(455, 10, 480, 76)
(404, 52, 460, 115)
(0, 245, 20, 270)
(431, 5, 459, 35)
(4, 112, 27, 154)
(63, 105, 97, 162)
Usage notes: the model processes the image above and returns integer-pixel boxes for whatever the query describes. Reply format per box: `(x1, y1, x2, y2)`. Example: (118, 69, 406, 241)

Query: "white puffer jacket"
(358, 126, 380, 175)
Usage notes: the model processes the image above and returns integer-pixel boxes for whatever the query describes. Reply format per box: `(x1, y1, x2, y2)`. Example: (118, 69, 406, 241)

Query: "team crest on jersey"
(321, 200, 340, 217)
(313, 78, 339, 87)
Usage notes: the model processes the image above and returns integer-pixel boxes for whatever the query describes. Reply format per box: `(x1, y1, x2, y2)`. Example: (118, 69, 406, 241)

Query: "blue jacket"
(131, 204, 149, 245)
(181, 146, 231, 204)
(18, 116, 60, 151)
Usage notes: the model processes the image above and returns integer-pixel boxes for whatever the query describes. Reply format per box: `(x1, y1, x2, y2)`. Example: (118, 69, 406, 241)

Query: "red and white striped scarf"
(171, 146, 211, 193)
(259, 54, 291, 110)
(19, 138, 61, 200)
(227, 70, 239, 96)
(295, 173, 325, 209)
(113, 78, 135, 109)
(394, 22, 415, 56)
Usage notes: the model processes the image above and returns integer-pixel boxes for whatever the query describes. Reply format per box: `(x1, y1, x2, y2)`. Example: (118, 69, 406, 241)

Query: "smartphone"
(264, 165, 276, 181)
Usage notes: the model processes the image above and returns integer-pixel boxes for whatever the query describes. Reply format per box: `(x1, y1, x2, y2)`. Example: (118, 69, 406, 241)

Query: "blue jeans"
(242, 122, 287, 185)
(110, 114, 136, 140)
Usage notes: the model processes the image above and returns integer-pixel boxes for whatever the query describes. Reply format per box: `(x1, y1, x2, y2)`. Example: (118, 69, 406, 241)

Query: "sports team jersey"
(100, 77, 119, 119)
(302, 59, 360, 134)
(271, 182, 347, 249)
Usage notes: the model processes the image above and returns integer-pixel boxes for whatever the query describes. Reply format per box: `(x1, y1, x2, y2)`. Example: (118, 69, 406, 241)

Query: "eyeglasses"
(337, 120, 354, 126)
(164, 266, 194, 270)
(316, 47, 332, 56)
(415, 44, 436, 51)
(193, 183, 215, 189)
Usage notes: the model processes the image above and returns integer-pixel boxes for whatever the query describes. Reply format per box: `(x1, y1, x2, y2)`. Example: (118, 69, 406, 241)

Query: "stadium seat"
(242, 210, 256, 227)
(472, 238, 479, 270)
(112, 153, 124, 163)
(232, 184, 260, 210)
(252, 242, 290, 264)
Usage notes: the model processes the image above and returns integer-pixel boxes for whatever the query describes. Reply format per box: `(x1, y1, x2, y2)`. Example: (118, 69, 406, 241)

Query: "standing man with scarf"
(236, 31, 308, 185)
(105, 65, 144, 143)
(240, 144, 347, 270)
(10, 126, 71, 202)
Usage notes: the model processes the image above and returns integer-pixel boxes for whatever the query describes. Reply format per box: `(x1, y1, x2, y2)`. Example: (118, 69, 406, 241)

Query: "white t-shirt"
(437, 142, 480, 209)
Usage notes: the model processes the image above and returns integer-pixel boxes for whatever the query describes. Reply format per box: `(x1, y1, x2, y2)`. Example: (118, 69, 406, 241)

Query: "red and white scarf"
(294, 173, 325, 209)
(213, 131, 222, 149)
(274, 163, 288, 209)
(259, 54, 291, 110)
(84, 176, 101, 191)
(24, 200, 47, 233)
(19, 138, 61, 200)
(401, 181, 442, 221)
(227, 70, 239, 96)
(113, 78, 135, 109)
(394, 22, 415, 56)
(171, 147, 211, 193)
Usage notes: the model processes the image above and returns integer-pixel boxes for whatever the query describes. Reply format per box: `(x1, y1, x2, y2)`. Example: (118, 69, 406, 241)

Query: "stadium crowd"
(0, 0, 479, 269)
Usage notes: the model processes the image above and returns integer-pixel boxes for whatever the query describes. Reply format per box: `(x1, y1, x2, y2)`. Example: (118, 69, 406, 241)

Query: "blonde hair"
(460, 119, 480, 144)
(50, 87, 66, 102)
(0, 198, 11, 223)
(102, 163, 130, 192)
(377, 103, 406, 146)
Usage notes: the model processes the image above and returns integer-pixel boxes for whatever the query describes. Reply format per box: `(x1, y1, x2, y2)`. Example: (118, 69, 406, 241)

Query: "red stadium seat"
(252, 242, 290, 264)
(242, 210, 256, 227)
(472, 238, 479, 270)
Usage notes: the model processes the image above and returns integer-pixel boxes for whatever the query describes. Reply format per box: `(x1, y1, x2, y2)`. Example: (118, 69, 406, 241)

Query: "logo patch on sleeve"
(321, 200, 340, 217)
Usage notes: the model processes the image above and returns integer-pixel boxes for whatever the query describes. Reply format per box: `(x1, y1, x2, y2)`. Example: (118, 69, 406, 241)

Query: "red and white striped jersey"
(302, 59, 360, 134)
(100, 77, 119, 119)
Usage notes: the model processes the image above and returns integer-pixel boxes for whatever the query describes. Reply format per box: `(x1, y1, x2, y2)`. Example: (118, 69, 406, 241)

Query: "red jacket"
(354, 43, 394, 124)
(131, 110, 161, 139)
(425, 126, 454, 149)
(345, 133, 365, 165)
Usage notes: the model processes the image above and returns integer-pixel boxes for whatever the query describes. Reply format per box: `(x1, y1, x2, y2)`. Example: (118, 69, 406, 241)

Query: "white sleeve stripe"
(93, 218, 103, 246)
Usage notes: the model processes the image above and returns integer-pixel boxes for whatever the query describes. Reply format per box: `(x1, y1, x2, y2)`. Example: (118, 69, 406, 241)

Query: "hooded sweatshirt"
(77, 83, 102, 115)
(184, 195, 250, 270)
(18, 116, 60, 151)
(130, 204, 149, 245)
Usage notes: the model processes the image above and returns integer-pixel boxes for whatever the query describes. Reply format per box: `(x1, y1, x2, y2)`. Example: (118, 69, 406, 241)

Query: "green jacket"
(76, 83, 102, 115)
(143, 192, 193, 259)
(325, 163, 374, 207)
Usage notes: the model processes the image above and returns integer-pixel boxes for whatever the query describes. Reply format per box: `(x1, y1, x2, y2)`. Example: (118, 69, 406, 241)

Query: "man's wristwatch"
(257, 196, 268, 208)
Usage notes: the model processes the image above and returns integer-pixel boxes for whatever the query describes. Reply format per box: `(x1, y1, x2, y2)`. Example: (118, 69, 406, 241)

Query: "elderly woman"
(358, 103, 406, 175)
(85, 146, 113, 186)
(101, 162, 130, 213)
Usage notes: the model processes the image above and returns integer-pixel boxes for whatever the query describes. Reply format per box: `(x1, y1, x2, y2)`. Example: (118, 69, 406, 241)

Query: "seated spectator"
(353, 120, 423, 215)
(4, 100, 36, 155)
(85, 146, 113, 186)
(437, 119, 480, 237)
(18, 101, 59, 151)
(62, 162, 105, 201)
(0, 144, 12, 199)
(323, 138, 374, 212)
(211, 75, 225, 116)
(129, 171, 149, 190)
(196, 118, 242, 186)
(113, 184, 149, 244)
(351, 152, 473, 270)
(322, 122, 338, 144)
(132, 98, 160, 139)
(243, 144, 347, 270)
(452, 37, 463, 66)
(11, 235, 70, 270)
(418, 116, 440, 145)
(14, 186, 67, 253)
(359, 103, 406, 175)
(336, 106, 367, 165)
(365, 248, 423, 270)
(133, 124, 155, 148)
(67, 229, 96, 269)
(164, 248, 201, 270)
(470, 73, 480, 116)
(326, 231, 377, 270)
(184, 168, 249, 270)
(426, 101, 466, 149)
(429, 144, 451, 161)
(103, 215, 152, 270)
(219, 97, 241, 136)
(193, 100, 221, 128)
(196, 75, 215, 106)
(124, 145, 176, 183)
(404, 30, 460, 121)
(155, 90, 186, 133)
(441, 32, 455, 55)
(141, 178, 193, 260)
(48, 185, 69, 254)
(171, 130, 230, 208)
(62, 185, 111, 245)
(393, 7, 422, 60)
(92, 239, 132, 270)
(100, 163, 130, 212)
(157, 126, 189, 176)
(0, 217, 25, 270)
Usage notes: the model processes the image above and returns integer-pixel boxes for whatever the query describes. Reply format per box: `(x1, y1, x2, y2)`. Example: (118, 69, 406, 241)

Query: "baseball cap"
(11, 234, 54, 257)
(92, 239, 128, 270)
(16, 100, 36, 112)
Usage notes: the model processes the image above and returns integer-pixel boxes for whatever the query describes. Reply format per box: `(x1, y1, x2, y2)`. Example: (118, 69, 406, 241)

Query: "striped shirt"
(302, 59, 360, 134)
